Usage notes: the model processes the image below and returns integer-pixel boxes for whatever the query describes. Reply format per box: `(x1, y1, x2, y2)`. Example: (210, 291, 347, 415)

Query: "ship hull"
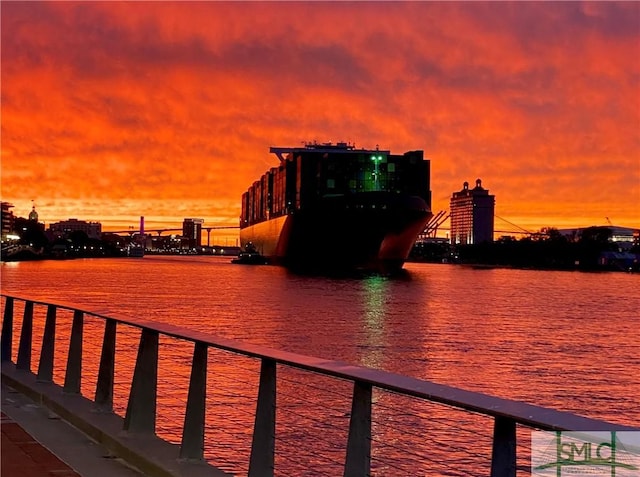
(240, 192, 431, 273)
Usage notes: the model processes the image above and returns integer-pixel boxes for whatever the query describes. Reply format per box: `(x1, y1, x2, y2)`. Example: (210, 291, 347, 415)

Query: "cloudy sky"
(2, 1, 638, 238)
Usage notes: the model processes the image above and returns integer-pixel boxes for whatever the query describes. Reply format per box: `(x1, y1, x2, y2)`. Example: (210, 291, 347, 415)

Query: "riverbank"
(0, 247, 240, 262)
(410, 238, 640, 273)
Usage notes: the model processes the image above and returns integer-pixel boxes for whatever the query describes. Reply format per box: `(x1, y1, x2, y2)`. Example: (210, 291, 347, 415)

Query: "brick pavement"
(1, 412, 80, 477)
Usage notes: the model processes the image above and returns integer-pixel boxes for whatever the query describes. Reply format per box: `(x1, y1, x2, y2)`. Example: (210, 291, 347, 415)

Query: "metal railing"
(1, 293, 637, 476)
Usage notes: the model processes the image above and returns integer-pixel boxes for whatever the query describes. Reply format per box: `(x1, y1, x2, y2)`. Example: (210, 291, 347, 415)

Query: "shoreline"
(4, 253, 638, 274)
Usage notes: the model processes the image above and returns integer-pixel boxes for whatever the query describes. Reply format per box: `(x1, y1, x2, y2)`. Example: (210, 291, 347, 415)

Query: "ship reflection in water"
(238, 142, 433, 274)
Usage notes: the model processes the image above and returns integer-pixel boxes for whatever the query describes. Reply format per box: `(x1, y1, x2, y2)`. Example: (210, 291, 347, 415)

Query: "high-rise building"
(1, 202, 15, 240)
(183, 218, 204, 248)
(450, 179, 495, 245)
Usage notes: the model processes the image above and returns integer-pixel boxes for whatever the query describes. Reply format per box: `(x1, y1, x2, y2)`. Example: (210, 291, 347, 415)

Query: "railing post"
(248, 358, 276, 477)
(344, 380, 372, 477)
(180, 341, 208, 460)
(64, 310, 84, 394)
(94, 319, 116, 412)
(1, 296, 14, 362)
(124, 328, 159, 434)
(490, 416, 516, 477)
(16, 301, 34, 371)
(37, 304, 57, 382)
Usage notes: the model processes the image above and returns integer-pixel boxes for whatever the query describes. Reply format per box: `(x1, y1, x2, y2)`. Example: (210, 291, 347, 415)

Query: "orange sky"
(1, 1, 639, 240)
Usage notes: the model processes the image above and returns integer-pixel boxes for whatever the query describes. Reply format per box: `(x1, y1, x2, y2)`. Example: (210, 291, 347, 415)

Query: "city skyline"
(2, 2, 639, 236)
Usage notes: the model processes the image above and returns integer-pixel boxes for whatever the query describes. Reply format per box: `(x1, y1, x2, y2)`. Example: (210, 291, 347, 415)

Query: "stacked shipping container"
(239, 146, 430, 230)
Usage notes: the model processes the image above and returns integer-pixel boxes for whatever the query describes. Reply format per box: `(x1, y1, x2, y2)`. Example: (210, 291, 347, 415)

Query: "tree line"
(410, 227, 639, 271)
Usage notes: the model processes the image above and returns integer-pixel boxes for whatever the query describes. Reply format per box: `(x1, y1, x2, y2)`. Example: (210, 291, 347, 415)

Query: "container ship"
(239, 142, 432, 273)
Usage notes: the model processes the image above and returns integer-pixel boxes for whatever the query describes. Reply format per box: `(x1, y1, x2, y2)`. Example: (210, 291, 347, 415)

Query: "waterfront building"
(48, 218, 102, 240)
(450, 179, 495, 245)
(1, 202, 15, 241)
(183, 218, 204, 248)
(558, 225, 639, 251)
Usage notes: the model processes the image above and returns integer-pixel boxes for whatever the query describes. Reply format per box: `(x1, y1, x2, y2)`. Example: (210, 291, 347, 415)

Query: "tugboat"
(127, 245, 145, 258)
(231, 242, 267, 265)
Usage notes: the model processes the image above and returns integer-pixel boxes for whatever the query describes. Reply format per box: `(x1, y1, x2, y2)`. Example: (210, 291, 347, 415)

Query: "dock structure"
(1, 294, 638, 476)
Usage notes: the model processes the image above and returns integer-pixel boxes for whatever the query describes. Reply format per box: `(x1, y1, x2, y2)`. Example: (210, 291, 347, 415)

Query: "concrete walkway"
(1, 383, 142, 477)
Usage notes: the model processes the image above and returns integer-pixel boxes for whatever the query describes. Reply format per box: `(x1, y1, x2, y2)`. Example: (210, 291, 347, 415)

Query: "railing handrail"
(2, 292, 636, 434)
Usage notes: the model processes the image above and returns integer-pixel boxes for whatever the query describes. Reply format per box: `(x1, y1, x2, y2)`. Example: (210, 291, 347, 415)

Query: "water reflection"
(360, 276, 388, 369)
(1, 257, 639, 474)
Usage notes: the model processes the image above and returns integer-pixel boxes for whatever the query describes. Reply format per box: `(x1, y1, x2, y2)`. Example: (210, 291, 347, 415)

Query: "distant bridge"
(105, 225, 239, 235)
(102, 226, 240, 248)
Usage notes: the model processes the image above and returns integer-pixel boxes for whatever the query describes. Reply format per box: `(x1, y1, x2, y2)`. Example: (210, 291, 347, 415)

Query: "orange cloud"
(1, 1, 638, 236)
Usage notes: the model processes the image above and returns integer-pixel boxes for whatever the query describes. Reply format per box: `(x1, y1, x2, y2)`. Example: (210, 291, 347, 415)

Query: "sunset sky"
(1, 1, 639, 240)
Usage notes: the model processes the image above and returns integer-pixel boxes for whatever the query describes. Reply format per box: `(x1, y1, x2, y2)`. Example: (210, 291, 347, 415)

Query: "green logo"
(532, 431, 640, 476)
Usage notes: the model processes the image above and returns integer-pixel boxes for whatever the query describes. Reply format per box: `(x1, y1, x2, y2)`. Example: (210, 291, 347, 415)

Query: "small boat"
(127, 246, 145, 258)
(231, 242, 267, 265)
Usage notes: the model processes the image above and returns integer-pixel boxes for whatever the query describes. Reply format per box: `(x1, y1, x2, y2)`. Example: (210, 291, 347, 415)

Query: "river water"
(1, 256, 638, 475)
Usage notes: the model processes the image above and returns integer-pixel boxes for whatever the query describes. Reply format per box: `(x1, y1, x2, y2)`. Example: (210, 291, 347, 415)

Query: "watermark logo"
(532, 431, 640, 476)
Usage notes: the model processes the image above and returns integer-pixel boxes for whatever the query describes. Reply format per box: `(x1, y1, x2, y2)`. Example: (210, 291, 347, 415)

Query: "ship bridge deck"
(270, 143, 390, 161)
